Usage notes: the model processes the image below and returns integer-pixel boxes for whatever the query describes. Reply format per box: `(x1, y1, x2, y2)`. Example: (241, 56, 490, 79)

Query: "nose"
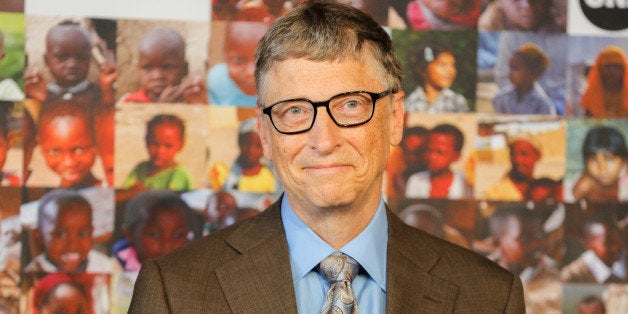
(62, 152, 78, 167)
(307, 106, 342, 153)
(594, 154, 608, 172)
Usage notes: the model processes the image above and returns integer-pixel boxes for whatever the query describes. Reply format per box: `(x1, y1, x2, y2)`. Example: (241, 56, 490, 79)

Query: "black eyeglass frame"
(261, 89, 397, 135)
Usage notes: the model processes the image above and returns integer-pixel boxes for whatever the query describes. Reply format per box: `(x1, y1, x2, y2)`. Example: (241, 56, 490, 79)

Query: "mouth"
(61, 252, 82, 264)
(303, 164, 352, 176)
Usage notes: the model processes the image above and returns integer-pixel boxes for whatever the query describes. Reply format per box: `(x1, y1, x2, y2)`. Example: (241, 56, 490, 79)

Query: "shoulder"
(389, 212, 512, 278)
(388, 214, 522, 309)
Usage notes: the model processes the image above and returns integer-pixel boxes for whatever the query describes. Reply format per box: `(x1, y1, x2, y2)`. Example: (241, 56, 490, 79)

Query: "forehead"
(264, 55, 383, 103)
(149, 122, 182, 136)
(47, 26, 90, 48)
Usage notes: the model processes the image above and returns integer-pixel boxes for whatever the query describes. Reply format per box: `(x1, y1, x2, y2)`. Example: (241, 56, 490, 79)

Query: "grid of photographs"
(0, 1, 627, 313)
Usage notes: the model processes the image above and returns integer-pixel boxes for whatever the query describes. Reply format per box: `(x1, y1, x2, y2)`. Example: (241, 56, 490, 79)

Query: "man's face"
(426, 133, 460, 174)
(499, 0, 548, 31)
(585, 151, 625, 187)
(509, 140, 540, 178)
(258, 55, 404, 212)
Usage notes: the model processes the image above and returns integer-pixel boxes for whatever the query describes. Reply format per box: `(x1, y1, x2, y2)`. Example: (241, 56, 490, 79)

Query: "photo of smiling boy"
(32, 101, 102, 188)
(24, 189, 111, 273)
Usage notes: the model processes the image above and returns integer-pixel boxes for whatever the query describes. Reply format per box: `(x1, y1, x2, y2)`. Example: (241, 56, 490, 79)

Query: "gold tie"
(318, 252, 360, 314)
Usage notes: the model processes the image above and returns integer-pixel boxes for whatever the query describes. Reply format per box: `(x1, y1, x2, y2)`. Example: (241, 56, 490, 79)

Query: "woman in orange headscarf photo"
(580, 46, 628, 118)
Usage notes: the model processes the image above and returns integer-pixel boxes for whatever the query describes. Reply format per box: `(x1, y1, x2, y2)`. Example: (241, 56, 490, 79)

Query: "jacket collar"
(215, 200, 298, 312)
(385, 210, 459, 313)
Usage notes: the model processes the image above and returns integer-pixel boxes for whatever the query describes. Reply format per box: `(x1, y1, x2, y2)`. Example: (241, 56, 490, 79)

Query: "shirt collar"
(281, 194, 388, 291)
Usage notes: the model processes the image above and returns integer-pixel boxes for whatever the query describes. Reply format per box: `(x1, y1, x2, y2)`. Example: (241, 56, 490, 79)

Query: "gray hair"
(254, 0, 403, 103)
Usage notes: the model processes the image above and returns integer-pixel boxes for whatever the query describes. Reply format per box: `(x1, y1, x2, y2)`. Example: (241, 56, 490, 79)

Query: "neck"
(287, 191, 380, 250)
(423, 84, 442, 103)
(515, 83, 533, 98)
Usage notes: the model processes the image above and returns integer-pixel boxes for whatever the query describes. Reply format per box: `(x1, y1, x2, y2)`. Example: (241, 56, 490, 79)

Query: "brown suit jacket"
(128, 199, 525, 313)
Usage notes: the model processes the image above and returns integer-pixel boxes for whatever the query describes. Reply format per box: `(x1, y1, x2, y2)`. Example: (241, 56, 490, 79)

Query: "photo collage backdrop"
(0, 0, 627, 313)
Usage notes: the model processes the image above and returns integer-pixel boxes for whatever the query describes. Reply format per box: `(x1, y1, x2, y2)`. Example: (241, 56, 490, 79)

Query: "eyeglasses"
(261, 89, 396, 135)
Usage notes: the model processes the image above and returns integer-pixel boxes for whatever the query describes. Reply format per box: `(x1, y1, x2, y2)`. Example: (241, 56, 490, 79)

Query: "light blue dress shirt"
(281, 195, 388, 313)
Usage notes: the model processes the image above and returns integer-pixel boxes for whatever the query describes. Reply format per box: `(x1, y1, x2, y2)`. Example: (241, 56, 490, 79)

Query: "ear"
(43, 53, 49, 67)
(256, 109, 273, 161)
(389, 90, 405, 146)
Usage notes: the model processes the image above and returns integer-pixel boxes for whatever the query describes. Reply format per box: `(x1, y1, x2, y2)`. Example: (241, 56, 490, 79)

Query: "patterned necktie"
(318, 251, 360, 314)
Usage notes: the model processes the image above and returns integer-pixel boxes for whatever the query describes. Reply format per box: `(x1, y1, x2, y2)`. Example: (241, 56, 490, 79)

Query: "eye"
(51, 230, 67, 239)
(276, 102, 311, 118)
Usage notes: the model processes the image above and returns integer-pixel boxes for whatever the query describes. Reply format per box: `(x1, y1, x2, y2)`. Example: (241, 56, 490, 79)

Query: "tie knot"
(318, 252, 360, 284)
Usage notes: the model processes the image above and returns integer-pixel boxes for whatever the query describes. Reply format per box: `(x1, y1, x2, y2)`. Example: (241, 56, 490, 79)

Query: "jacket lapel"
(215, 203, 298, 313)
(386, 211, 458, 313)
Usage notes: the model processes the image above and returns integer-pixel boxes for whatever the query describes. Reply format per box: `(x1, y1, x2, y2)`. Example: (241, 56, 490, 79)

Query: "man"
(129, 1, 525, 312)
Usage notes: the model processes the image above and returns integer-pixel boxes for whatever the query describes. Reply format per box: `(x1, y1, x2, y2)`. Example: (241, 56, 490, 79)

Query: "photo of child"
(492, 43, 555, 115)
(32, 101, 103, 188)
(113, 190, 195, 272)
(121, 114, 192, 193)
(394, 30, 476, 113)
(405, 123, 473, 199)
(207, 21, 268, 107)
(24, 189, 112, 273)
(222, 118, 278, 195)
(115, 19, 208, 105)
(564, 122, 628, 203)
(119, 27, 206, 105)
(405, 42, 468, 113)
(24, 19, 116, 108)
(115, 104, 209, 196)
(579, 46, 628, 118)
